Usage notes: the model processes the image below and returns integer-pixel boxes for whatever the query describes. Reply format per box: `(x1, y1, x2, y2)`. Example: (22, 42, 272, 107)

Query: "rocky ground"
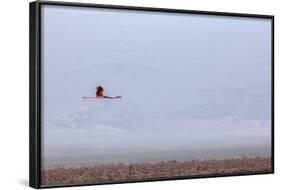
(41, 156, 272, 186)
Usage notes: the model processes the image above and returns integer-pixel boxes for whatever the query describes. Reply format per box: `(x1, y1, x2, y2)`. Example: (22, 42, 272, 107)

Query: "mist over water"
(41, 5, 272, 168)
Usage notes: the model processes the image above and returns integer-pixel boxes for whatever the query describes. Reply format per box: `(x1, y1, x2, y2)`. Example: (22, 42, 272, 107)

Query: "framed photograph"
(29, 1, 274, 188)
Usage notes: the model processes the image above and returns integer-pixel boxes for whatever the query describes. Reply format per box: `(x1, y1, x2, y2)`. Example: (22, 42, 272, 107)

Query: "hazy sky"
(41, 5, 272, 156)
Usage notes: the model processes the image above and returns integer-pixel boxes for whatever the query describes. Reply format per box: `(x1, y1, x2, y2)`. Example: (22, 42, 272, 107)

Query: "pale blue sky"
(41, 5, 272, 156)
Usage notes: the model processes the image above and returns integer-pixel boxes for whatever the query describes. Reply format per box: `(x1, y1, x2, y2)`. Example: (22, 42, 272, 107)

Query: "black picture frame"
(30, 1, 274, 188)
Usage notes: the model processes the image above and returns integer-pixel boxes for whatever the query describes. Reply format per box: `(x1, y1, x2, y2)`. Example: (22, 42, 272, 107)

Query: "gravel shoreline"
(41, 156, 272, 186)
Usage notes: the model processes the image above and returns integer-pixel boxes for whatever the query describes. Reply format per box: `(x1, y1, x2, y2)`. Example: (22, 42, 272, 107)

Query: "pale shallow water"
(42, 145, 271, 169)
